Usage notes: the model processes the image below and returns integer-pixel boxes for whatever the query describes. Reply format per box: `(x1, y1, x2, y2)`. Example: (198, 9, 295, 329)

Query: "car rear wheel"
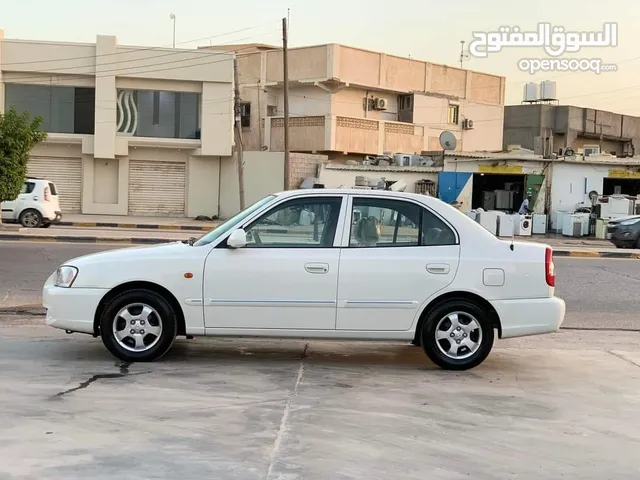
(100, 289, 177, 362)
(19, 209, 42, 228)
(420, 299, 494, 370)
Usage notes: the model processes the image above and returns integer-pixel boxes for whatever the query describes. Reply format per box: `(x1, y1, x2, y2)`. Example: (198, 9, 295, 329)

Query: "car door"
(202, 194, 347, 331)
(1, 181, 34, 221)
(336, 195, 461, 331)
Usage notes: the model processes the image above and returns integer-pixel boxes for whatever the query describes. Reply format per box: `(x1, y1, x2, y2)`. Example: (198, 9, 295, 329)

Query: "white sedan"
(43, 189, 565, 370)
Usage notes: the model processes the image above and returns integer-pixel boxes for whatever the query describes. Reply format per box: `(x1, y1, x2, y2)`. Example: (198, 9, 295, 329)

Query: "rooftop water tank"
(523, 82, 538, 102)
(539, 80, 557, 100)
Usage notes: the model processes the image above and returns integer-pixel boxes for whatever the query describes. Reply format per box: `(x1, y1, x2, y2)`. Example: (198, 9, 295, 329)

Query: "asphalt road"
(0, 241, 638, 330)
(1, 326, 640, 479)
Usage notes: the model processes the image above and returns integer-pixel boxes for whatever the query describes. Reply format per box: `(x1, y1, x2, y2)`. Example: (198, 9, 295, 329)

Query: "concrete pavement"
(0, 325, 639, 479)
(0, 242, 638, 331)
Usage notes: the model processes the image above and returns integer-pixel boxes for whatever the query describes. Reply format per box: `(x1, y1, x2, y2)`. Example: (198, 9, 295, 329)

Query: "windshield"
(193, 195, 276, 247)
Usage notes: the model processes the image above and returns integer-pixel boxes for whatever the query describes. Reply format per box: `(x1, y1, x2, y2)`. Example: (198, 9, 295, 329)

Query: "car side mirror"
(227, 229, 247, 249)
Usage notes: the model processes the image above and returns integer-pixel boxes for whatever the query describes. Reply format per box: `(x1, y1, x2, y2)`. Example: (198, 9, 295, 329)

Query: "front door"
(337, 195, 461, 331)
(203, 195, 346, 331)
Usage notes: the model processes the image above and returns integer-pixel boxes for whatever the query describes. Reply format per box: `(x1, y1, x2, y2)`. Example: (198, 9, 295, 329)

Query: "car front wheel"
(420, 299, 494, 370)
(100, 289, 177, 362)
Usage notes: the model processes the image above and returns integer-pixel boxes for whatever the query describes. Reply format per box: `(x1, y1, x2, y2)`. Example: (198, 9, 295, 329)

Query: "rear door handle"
(427, 263, 450, 274)
(305, 263, 329, 274)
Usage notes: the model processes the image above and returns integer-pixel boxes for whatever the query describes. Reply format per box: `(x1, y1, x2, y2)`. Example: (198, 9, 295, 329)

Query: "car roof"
(276, 188, 437, 204)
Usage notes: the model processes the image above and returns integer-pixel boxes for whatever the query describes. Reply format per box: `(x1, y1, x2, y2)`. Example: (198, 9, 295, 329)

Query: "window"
(245, 197, 342, 248)
(267, 105, 277, 116)
(239, 103, 251, 127)
(583, 145, 600, 156)
(116, 90, 201, 139)
(48, 183, 58, 196)
(5, 84, 95, 134)
(399, 94, 413, 110)
(349, 198, 456, 247)
(20, 182, 36, 195)
(447, 104, 459, 125)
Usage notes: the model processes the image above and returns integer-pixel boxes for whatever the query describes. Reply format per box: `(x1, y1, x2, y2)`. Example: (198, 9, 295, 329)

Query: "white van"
(1, 177, 62, 227)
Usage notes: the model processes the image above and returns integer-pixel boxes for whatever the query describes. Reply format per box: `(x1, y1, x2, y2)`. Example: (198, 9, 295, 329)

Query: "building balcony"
(266, 115, 424, 155)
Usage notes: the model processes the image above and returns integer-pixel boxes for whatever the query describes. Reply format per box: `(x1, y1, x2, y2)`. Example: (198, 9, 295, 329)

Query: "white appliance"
(466, 211, 478, 222)
(515, 214, 532, 236)
(532, 214, 547, 235)
(497, 214, 517, 237)
(575, 213, 590, 236)
(601, 195, 635, 220)
(477, 211, 499, 235)
(562, 214, 582, 237)
(495, 190, 515, 210)
(553, 211, 572, 232)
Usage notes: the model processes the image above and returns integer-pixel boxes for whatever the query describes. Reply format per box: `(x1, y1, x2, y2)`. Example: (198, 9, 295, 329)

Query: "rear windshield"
(48, 183, 58, 195)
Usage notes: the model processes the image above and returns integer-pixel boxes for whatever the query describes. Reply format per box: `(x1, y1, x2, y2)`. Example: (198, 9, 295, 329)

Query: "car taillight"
(545, 247, 555, 287)
(44, 186, 51, 202)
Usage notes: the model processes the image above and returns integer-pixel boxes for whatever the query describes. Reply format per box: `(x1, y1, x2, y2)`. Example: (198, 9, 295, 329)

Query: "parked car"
(43, 189, 565, 370)
(1, 177, 62, 228)
(606, 215, 640, 248)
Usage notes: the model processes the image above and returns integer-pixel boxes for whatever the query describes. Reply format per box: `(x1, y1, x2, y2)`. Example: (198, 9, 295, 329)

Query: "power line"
(0, 21, 280, 66)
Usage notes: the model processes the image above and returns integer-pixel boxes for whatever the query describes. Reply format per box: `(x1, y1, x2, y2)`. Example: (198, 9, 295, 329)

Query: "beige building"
(203, 43, 506, 159)
(0, 29, 236, 217)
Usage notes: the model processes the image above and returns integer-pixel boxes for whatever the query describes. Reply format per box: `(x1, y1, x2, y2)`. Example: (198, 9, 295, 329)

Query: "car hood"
(62, 241, 192, 267)
(609, 215, 640, 224)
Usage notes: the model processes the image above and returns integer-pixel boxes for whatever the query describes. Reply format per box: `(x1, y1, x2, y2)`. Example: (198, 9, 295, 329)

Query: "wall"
(331, 88, 398, 122)
(461, 101, 504, 151)
(219, 151, 285, 218)
(318, 163, 438, 193)
(187, 156, 221, 218)
(550, 162, 606, 213)
(288, 153, 327, 189)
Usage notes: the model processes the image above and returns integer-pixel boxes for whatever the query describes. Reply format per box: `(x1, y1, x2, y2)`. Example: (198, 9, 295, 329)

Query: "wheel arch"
(93, 281, 186, 337)
(412, 291, 502, 343)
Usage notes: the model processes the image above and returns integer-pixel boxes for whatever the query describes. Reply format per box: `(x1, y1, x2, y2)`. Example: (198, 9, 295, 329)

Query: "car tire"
(42, 222, 51, 228)
(19, 209, 42, 228)
(100, 289, 177, 362)
(420, 299, 494, 370)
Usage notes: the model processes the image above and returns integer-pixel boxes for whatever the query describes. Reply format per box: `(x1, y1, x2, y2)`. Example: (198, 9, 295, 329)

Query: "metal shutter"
(27, 157, 83, 213)
(128, 160, 186, 216)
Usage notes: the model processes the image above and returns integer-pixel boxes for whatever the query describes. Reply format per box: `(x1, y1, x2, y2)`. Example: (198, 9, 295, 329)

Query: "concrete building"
(503, 104, 640, 158)
(202, 43, 506, 160)
(0, 29, 236, 217)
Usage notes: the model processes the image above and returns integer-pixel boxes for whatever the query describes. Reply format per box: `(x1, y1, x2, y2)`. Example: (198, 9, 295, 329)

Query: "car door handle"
(305, 263, 329, 274)
(32, 196, 38, 201)
(426, 264, 450, 274)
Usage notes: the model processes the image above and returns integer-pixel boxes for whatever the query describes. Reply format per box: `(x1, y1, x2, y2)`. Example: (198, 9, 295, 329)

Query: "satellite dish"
(439, 131, 457, 151)
(564, 147, 575, 157)
(588, 190, 599, 206)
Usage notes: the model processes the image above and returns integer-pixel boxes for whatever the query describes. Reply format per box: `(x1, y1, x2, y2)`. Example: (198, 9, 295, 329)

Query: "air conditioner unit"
(462, 119, 474, 130)
(374, 98, 387, 110)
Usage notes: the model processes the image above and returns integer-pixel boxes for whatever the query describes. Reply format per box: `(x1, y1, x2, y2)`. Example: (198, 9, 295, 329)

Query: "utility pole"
(234, 57, 245, 210)
(170, 13, 176, 48)
(282, 17, 290, 190)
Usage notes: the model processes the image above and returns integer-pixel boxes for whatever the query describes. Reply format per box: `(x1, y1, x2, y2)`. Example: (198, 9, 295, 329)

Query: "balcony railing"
(267, 115, 424, 155)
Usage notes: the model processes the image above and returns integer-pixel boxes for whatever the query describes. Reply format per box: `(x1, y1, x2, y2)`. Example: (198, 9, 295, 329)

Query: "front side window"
(349, 198, 456, 247)
(245, 197, 342, 248)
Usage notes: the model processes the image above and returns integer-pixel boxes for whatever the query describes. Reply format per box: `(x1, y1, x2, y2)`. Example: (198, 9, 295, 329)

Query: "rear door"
(336, 195, 461, 331)
(1, 181, 35, 220)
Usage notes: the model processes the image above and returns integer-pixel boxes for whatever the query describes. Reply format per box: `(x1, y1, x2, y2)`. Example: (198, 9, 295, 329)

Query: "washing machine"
(477, 211, 499, 235)
(497, 214, 517, 237)
(532, 214, 547, 235)
(515, 214, 532, 236)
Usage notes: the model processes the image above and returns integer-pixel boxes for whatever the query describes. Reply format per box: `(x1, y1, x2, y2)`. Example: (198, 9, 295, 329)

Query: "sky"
(2, 0, 639, 115)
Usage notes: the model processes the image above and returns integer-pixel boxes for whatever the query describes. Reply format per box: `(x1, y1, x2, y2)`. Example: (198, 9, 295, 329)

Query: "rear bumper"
(42, 209, 62, 223)
(491, 297, 565, 339)
(43, 276, 106, 335)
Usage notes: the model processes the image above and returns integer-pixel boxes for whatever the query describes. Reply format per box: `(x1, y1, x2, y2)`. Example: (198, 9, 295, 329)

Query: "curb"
(58, 221, 214, 232)
(1, 233, 639, 258)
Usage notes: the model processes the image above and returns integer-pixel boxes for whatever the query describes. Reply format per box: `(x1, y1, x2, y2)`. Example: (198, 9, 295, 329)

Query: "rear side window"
(422, 209, 456, 246)
(48, 183, 58, 195)
(20, 182, 36, 194)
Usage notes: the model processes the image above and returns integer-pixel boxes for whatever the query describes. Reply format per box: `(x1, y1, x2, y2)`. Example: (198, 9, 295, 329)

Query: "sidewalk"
(58, 214, 220, 232)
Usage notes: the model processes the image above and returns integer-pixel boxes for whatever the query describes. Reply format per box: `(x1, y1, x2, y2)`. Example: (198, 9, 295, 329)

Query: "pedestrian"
(518, 195, 532, 215)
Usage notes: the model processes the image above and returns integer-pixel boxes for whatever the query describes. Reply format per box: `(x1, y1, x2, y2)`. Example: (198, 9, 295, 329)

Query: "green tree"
(0, 107, 47, 225)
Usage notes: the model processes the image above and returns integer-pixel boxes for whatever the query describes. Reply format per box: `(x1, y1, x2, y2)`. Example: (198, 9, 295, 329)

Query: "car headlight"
(54, 266, 78, 288)
(620, 218, 640, 226)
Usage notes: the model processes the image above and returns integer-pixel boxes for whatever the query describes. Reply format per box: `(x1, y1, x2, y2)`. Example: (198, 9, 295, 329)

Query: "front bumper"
(609, 229, 638, 247)
(43, 276, 107, 335)
(492, 296, 566, 339)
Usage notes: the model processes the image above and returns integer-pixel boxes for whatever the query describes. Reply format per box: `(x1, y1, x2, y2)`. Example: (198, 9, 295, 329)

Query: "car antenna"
(510, 212, 516, 251)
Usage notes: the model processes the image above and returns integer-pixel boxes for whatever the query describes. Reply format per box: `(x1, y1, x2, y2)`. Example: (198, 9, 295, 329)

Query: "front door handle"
(305, 263, 329, 274)
(427, 263, 450, 275)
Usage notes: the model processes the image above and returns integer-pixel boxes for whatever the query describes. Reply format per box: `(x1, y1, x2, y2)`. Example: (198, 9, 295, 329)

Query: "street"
(1, 241, 638, 330)
(1, 241, 640, 478)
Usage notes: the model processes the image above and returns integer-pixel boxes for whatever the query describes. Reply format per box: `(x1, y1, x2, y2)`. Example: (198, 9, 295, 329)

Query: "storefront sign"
(478, 164, 523, 174)
(608, 169, 640, 178)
